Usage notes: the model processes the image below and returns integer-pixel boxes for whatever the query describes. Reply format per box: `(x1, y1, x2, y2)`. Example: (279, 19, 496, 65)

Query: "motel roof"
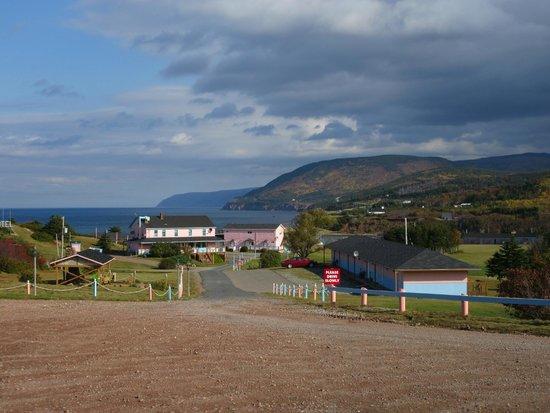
(328, 235, 477, 271)
(224, 223, 282, 230)
(131, 215, 215, 229)
(50, 249, 114, 267)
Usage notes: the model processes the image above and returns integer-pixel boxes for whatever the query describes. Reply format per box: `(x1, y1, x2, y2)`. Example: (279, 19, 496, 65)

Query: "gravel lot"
(1, 299, 549, 412)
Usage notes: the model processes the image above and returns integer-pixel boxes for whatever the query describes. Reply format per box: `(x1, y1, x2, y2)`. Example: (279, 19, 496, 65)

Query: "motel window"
(162, 230, 166, 237)
(154, 230, 158, 236)
(175, 229, 179, 237)
(188, 229, 192, 236)
(202, 228, 206, 236)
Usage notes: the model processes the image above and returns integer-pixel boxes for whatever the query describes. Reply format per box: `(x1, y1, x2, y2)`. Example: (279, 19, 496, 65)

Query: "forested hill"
(223, 153, 550, 211)
(157, 187, 257, 208)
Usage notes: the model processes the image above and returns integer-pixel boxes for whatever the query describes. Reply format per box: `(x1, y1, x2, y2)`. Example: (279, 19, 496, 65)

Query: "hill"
(223, 153, 550, 210)
(157, 187, 257, 208)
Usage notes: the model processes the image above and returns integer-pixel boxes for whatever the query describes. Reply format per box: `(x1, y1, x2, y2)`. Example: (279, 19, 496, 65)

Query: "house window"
(202, 228, 206, 236)
(188, 229, 192, 236)
(175, 229, 179, 237)
(162, 230, 166, 237)
(154, 230, 158, 236)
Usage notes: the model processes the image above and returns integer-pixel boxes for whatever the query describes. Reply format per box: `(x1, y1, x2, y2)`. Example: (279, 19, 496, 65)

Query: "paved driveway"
(199, 265, 255, 300)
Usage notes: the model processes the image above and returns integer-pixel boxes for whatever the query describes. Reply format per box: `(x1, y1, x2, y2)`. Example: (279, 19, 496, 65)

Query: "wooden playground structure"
(49, 249, 114, 285)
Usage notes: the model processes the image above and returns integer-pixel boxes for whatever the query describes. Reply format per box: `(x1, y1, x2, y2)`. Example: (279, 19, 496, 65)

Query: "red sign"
(323, 267, 341, 286)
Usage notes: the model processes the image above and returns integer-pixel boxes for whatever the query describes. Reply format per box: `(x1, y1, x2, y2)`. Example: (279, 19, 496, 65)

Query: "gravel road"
(1, 299, 548, 412)
(200, 265, 255, 299)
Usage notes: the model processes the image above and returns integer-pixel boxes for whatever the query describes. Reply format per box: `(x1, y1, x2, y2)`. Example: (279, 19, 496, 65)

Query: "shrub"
(260, 250, 282, 268)
(20, 220, 43, 232)
(18, 272, 41, 283)
(498, 265, 549, 319)
(244, 259, 260, 270)
(239, 246, 249, 252)
(158, 254, 191, 269)
(150, 279, 168, 291)
(31, 231, 55, 242)
(149, 243, 181, 258)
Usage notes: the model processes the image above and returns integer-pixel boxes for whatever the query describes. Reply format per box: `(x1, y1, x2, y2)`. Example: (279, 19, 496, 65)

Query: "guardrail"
(272, 282, 550, 317)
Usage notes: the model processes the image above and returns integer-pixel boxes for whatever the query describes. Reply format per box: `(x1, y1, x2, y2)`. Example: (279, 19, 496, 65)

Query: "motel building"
(328, 235, 477, 295)
(128, 214, 225, 256)
(223, 223, 285, 251)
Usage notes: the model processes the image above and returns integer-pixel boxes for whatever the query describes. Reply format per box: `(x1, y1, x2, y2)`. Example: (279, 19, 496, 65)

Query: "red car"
(282, 257, 314, 269)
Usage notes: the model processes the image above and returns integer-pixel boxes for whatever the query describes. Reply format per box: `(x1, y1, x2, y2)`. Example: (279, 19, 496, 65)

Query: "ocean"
(3, 207, 297, 235)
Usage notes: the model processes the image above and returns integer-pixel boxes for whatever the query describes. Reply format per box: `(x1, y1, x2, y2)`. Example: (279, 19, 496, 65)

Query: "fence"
(272, 283, 550, 317)
(0, 279, 187, 302)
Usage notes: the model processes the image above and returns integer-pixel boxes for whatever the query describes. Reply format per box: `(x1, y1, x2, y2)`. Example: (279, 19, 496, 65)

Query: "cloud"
(244, 124, 275, 136)
(203, 102, 254, 119)
(33, 79, 81, 98)
(161, 55, 210, 77)
(308, 121, 354, 140)
(170, 132, 193, 145)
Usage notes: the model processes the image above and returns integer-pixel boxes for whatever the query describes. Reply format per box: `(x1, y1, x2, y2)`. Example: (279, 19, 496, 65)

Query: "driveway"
(199, 265, 255, 300)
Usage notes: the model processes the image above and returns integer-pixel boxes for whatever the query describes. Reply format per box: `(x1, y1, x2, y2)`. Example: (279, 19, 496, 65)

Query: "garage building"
(328, 235, 477, 295)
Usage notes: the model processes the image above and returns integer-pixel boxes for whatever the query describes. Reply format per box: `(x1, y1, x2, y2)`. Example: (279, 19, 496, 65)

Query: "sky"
(1, 0, 549, 207)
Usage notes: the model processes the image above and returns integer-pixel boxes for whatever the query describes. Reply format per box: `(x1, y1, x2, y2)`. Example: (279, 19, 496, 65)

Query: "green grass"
(273, 293, 550, 336)
(308, 248, 332, 264)
(0, 271, 202, 301)
(446, 244, 501, 276)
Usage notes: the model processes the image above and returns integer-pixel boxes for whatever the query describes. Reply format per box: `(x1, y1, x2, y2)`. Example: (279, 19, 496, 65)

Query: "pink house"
(223, 224, 285, 251)
(128, 214, 225, 256)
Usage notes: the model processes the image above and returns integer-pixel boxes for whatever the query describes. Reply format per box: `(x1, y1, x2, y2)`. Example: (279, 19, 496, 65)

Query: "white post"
(405, 217, 408, 245)
(33, 247, 37, 296)
(61, 216, 65, 258)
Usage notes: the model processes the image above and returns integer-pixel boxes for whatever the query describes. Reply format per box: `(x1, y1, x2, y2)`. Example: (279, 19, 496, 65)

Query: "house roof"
(50, 249, 114, 267)
(140, 215, 215, 228)
(134, 236, 224, 244)
(327, 235, 477, 270)
(224, 223, 282, 230)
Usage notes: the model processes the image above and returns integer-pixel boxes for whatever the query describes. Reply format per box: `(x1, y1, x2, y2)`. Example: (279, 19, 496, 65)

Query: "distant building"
(127, 214, 224, 255)
(441, 212, 454, 221)
(328, 235, 476, 295)
(223, 223, 285, 251)
(462, 233, 540, 245)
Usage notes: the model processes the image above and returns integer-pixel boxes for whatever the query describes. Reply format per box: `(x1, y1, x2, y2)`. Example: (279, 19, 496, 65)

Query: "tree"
(498, 265, 549, 319)
(41, 215, 74, 237)
(486, 238, 529, 278)
(384, 220, 460, 253)
(260, 250, 282, 268)
(96, 234, 113, 253)
(108, 226, 121, 234)
(285, 212, 319, 258)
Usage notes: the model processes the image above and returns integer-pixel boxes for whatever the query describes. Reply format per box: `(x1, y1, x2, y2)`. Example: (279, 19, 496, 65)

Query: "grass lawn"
(447, 244, 502, 296)
(273, 293, 550, 336)
(308, 248, 332, 265)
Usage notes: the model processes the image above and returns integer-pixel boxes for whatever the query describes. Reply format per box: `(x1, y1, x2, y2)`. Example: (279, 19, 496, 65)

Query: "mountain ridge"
(223, 153, 550, 211)
(157, 187, 257, 208)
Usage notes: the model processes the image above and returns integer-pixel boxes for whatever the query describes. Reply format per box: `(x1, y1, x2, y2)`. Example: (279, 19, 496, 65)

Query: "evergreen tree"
(486, 238, 529, 278)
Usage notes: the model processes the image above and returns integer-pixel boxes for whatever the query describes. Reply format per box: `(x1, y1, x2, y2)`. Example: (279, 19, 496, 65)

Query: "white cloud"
(170, 132, 193, 145)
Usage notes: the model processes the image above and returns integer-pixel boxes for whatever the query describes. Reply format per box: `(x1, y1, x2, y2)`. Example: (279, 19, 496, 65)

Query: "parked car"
(282, 257, 314, 269)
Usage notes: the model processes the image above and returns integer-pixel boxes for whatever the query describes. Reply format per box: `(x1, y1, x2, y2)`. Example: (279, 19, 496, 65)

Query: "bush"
(0, 255, 32, 277)
(157, 254, 192, 269)
(21, 220, 43, 232)
(31, 231, 55, 242)
(499, 265, 549, 319)
(239, 246, 249, 252)
(244, 259, 260, 270)
(18, 272, 41, 283)
(149, 243, 181, 258)
(260, 250, 282, 268)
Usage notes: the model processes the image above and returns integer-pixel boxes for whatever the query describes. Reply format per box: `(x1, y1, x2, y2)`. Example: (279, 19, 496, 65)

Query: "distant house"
(223, 223, 285, 251)
(462, 233, 540, 245)
(328, 235, 476, 295)
(128, 214, 225, 255)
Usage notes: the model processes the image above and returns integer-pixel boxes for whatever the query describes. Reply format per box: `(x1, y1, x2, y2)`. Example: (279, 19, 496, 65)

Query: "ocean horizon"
(2, 207, 297, 236)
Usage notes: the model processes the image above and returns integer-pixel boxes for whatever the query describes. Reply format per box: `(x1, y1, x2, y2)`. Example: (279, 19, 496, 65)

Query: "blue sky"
(1, 1, 549, 207)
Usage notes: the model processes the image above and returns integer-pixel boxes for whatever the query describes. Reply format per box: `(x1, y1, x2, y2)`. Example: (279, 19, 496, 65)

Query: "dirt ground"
(1, 299, 549, 412)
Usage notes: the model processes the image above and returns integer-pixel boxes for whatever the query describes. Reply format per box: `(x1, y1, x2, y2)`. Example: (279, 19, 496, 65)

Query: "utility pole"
(405, 217, 408, 245)
(61, 216, 65, 258)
